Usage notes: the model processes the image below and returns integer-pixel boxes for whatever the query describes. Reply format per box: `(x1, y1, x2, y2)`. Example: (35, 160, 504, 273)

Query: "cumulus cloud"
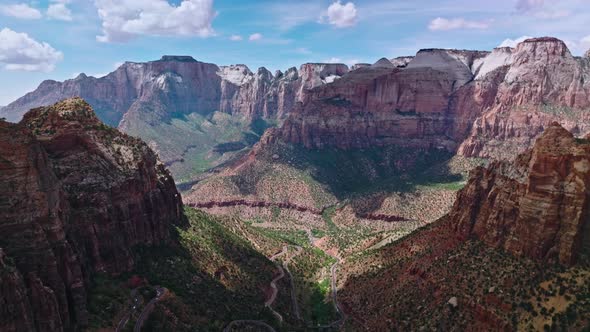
(0, 3, 42, 19)
(325, 57, 342, 63)
(428, 17, 490, 31)
(498, 36, 533, 48)
(560, 35, 590, 55)
(229, 34, 242, 41)
(47, 0, 73, 21)
(249, 33, 262, 41)
(324, 57, 359, 66)
(95, 0, 216, 43)
(0, 28, 63, 72)
(515, 0, 544, 13)
(320, 1, 357, 28)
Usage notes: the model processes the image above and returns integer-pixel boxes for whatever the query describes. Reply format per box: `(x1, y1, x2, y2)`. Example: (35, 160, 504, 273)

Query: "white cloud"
(268, 2, 322, 31)
(535, 9, 570, 19)
(428, 17, 491, 31)
(295, 47, 312, 55)
(561, 35, 590, 55)
(0, 28, 63, 72)
(320, 1, 357, 28)
(0, 3, 42, 19)
(324, 57, 359, 66)
(229, 34, 242, 41)
(582, 36, 590, 56)
(249, 33, 262, 41)
(47, 0, 73, 21)
(498, 35, 590, 55)
(498, 36, 533, 48)
(95, 0, 216, 43)
(515, 0, 544, 13)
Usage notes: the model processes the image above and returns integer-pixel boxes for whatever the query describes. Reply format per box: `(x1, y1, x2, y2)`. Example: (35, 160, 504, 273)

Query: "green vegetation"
(417, 180, 466, 191)
(322, 96, 353, 107)
(87, 274, 128, 329)
(253, 227, 309, 247)
(259, 141, 465, 202)
(309, 278, 337, 325)
(124, 111, 279, 184)
(86, 208, 282, 331)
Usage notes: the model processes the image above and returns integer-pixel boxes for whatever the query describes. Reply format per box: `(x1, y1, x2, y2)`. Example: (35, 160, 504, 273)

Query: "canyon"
(338, 123, 590, 330)
(1, 36, 590, 332)
(4, 38, 588, 186)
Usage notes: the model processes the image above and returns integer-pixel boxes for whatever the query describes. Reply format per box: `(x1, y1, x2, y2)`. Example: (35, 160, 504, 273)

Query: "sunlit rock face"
(451, 123, 590, 266)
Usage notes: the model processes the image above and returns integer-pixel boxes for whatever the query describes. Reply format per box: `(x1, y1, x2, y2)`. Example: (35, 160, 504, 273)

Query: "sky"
(0, 0, 589, 105)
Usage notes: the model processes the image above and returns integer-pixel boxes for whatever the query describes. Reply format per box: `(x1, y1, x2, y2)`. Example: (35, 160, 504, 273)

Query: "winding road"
(305, 229, 347, 329)
(266, 247, 288, 323)
(223, 245, 303, 331)
(115, 289, 141, 332)
(134, 286, 165, 332)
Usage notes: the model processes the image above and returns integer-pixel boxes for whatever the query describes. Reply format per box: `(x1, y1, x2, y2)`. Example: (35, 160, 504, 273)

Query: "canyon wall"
(450, 123, 590, 265)
(274, 38, 590, 160)
(1, 57, 351, 126)
(0, 98, 184, 331)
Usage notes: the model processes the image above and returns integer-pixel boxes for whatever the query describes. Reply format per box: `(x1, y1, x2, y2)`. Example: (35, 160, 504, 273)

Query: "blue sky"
(0, 0, 589, 105)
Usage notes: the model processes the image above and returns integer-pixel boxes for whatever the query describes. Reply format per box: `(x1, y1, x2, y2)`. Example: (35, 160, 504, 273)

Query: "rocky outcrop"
(273, 37, 590, 160)
(1, 58, 350, 125)
(0, 58, 351, 174)
(450, 123, 590, 265)
(278, 63, 459, 149)
(458, 37, 590, 159)
(472, 47, 513, 80)
(389, 56, 414, 68)
(372, 58, 396, 68)
(4, 37, 590, 168)
(406, 49, 487, 88)
(0, 98, 184, 331)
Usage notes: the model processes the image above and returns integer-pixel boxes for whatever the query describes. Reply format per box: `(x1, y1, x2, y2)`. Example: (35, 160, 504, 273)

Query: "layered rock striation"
(458, 37, 590, 159)
(450, 123, 590, 265)
(0, 98, 184, 331)
(271, 38, 590, 160)
(1, 57, 351, 126)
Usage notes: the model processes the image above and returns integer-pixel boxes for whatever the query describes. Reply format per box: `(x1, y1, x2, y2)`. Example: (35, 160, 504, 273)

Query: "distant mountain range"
(2, 37, 590, 185)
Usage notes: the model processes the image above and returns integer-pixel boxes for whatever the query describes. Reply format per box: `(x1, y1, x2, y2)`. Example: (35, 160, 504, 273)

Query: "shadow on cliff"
(93, 208, 279, 330)
(236, 142, 463, 215)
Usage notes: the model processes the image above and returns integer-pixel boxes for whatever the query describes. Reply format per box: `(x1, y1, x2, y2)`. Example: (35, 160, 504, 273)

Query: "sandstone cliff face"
(389, 56, 414, 68)
(1, 57, 350, 126)
(0, 98, 184, 331)
(272, 38, 590, 161)
(450, 123, 590, 265)
(458, 38, 590, 159)
(0, 58, 350, 175)
(279, 64, 459, 150)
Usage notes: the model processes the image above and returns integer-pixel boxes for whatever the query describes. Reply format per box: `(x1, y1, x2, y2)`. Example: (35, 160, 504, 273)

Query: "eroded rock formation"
(0, 98, 184, 331)
(450, 123, 590, 265)
(1, 57, 350, 126)
(265, 38, 590, 161)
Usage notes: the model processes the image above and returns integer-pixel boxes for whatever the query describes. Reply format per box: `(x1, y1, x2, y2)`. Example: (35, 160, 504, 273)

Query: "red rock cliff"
(274, 38, 590, 160)
(0, 98, 184, 331)
(450, 123, 590, 265)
